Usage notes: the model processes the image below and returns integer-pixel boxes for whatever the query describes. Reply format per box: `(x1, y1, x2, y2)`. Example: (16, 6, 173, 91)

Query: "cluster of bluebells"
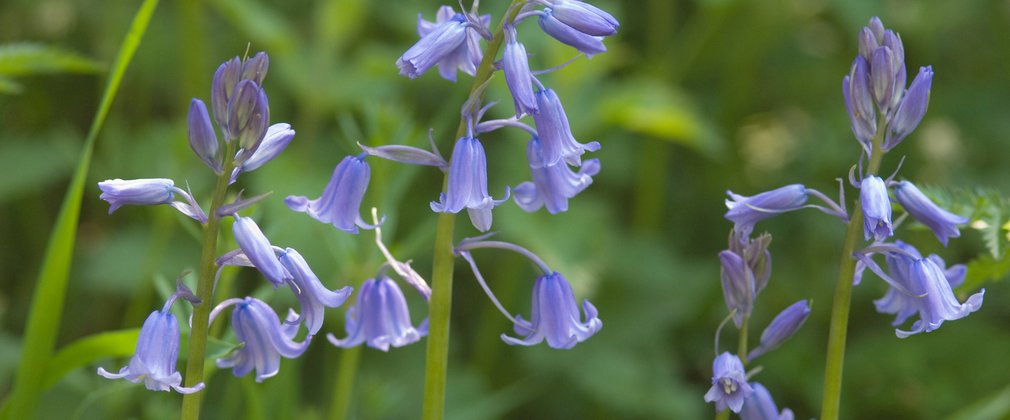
(282, 0, 618, 350)
(705, 16, 985, 414)
(97, 53, 358, 390)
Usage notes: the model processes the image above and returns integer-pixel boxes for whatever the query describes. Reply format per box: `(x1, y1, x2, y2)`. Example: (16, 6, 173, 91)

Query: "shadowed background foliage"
(2, 0, 1010, 418)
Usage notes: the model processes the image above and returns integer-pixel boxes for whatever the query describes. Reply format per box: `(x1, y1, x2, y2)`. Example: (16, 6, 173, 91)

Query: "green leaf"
(0, 43, 103, 76)
(961, 249, 1010, 292)
(2, 0, 160, 418)
(41, 329, 141, 390)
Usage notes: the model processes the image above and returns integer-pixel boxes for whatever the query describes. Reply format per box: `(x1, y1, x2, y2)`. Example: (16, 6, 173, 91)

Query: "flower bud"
(187, 99, 222, 173)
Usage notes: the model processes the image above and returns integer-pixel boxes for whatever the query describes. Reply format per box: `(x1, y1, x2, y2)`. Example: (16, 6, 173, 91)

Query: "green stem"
(180, 146, 236, 420)
(820, 131, 886, 420)
(420, 3, 524, 419)
(328, 346, 362, 420)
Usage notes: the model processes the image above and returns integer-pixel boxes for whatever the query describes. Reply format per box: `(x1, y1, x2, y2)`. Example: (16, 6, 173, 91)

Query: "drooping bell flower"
(232, 216, 290, 287)
(512, 136, 599, 214)
(860, 175, 893, 241)
(537, 8, 607, 56)
(501, 271, 602, 349)
(398, 6, 487, 82)
(724, 184, 808, 237)
(232, 123, 295, 180)
(530, 88, 601, 167)
(884, 66, 933, 150)
(278, 248, 353, 335)
(747, 300, 811, 361)
(430, 136, 509, 232)
(893, 181, 968, 246)
(894, 257, 984, 338)
(98, 178, 206, 223)
(98, 286, 204, 393)
(211, 297, 311, 382)
(547, 0, 619, 36)
(703, 352, 753, 413)
(327, 275, 428, 351)
(286, 154, 376, 234)
(503, 25, 538, 116)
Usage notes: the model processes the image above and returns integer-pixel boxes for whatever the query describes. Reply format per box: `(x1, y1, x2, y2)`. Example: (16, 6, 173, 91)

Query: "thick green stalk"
(181, 146, 237, 420)
(328, 346, 362, 420)
(820, 130, 886, 420)
(420, 3, 524, 418)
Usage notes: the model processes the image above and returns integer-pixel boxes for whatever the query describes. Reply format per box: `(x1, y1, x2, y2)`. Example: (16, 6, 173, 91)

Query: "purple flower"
(513, 136, 599, 214)
(724, 184, 808, 237)
(188, 99, 222, 173)
(843, 56, 876, 153)
(286, 154, 375, 234)
(398, 6, 486, 82)
(537, 8, 607, 57)
(97, 309, 204, 394)
(212, 297, 311, 382)
(98, 178, 206, 223)
(547, 0, 619, 37)
(873, 241, 925, 326)
(893, 181, 967, 245)
(530, 88, 601, 167)
(235, 123, 295, 175)
(704, 352, 753, 413)
(747, 300, 811, 361)
(503, 25, 538, 116)
(860, 176, 893, 241)
(885, 66, 933, 150)
(894, 257, 984, 338)
(278, 248, 353, 335)
(327, 275, 428, 351)
(740, 383, 794, 420)
(228, 80, 271, 165)
(719, 250, 755, 328)
(502, 271, 602, 349)
(430, 136, 509, 232)
(727, 231, 773, 295)
(211, 53, 269, 139)
(232, 216, 290, 287)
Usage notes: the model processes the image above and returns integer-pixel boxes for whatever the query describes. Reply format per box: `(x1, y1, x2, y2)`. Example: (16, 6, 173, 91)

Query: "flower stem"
(329, 346, 362, 420)
(820, 130, 886, 420)
(180, 148, 236, 420)
(420, 3, 524, 419)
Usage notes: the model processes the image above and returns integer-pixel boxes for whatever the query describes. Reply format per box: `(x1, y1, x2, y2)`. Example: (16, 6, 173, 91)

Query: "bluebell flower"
(232, 216, 290, 287)
(98, 287, 203, 393)
(704, 352, 753, 413)
(747, 300, 811, 361)
(719, 250, 755, 328)
(277, 248, 352, 335)
(430, 136, 509, 232)
(211, 53, 269, 139)
(727, 231, 773, 294)
(740, 383, 795, 420)
(885, 66, 933, 150)
(234, 123, 295, 177)
(188, 99, 222, 173)
(212, 297, 311, 382)
(872, 241, 924, 326)
(530, 88, 601, 167)
(724, 184, 808, 237)
(327, 275, 428, 351)
(860, 175, 893, 241)
(546, 0, 619, 37)
(398, 6, 487, 82)
(893, 257, 984, 338)
(503, 25, 538, 116)
(286, 154, 375, 234)
(502, 271, 602, 349)
(228, 80, 271, 165)
(843, 55, 876, 153)
(98, 178, 207, 223)
(893, 181, 967, 245)
(513, 136, 599, 214)
(538, 8, 607, 57)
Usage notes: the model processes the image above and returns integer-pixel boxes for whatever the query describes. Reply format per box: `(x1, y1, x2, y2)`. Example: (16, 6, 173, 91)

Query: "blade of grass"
(2, 0, 160, 417)
(41, 329, 140, 390)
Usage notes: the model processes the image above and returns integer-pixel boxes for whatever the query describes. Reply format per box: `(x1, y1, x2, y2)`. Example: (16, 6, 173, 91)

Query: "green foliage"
(0, 43, 103, 94)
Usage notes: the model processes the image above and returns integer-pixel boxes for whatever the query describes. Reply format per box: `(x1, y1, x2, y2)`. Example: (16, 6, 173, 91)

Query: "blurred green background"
(2, 0, 1010, 418)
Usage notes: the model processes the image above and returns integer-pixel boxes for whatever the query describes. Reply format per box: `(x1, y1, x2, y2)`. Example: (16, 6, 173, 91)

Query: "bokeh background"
(2, 0, 1010, 418)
